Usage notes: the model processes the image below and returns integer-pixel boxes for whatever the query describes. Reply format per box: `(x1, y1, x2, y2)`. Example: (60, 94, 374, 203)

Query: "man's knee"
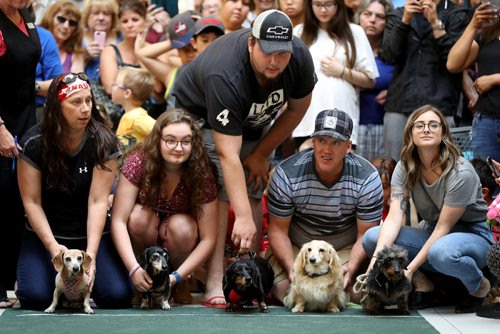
(362, 226, 380, 257)
(272, 278, 290, 305)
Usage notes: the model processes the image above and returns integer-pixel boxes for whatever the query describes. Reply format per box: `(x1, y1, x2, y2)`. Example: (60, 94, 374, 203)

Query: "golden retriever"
(284, 240, 347, 313)
(45, 249, 93, 314)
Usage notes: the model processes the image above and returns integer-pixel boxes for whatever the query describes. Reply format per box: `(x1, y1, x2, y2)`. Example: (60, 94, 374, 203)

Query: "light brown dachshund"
(45, 249, 94, 314)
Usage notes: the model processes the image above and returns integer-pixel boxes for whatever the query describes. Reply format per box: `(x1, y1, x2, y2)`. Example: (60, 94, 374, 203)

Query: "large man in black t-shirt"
(174, 9, 315, 307)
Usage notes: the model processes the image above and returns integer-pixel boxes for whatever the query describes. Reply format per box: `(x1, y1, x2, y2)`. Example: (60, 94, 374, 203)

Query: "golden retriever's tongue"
(229, 290, 241, 303)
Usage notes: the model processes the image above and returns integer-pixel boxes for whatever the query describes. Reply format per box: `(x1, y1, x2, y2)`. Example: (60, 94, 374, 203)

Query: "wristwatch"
(432, 20, 445, 31)
(35, 81, 41, 93)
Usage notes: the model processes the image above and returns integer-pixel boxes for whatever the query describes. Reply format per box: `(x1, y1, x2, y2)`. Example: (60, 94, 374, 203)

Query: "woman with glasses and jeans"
(15, 73, 133, 310)
(111, 109, 218, 305)
(362, 104, 494, 313)
(291, 0, 378, 150)
(39, 0, 85, 73)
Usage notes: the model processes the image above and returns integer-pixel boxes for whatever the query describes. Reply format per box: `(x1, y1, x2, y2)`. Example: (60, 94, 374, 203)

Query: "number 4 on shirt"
(216, 109, 230, 126)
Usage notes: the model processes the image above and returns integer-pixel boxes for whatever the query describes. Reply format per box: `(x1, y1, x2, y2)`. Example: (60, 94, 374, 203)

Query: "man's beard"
(254, 70, 283, 88)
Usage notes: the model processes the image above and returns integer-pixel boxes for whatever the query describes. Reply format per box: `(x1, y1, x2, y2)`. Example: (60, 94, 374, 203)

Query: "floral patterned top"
(121, 151, 217, 221)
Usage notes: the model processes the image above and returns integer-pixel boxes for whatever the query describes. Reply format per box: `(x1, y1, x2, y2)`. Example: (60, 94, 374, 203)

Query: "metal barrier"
(450, 126, 473, 160)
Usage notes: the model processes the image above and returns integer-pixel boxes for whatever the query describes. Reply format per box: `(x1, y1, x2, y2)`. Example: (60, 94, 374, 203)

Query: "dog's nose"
(309, 257, 316, 264)
(72, 266, 79, 273)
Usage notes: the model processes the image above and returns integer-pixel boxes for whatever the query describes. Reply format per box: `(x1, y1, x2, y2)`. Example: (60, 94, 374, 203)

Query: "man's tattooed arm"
(390, 186, 408, 212)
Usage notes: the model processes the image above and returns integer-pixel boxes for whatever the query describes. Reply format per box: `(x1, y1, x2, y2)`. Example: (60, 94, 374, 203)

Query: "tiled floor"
(419, 306, 500, 333)
(2, 291, 499, 332)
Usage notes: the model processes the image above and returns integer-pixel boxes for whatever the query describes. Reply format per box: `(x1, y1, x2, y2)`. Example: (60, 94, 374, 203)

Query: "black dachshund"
(223, 252, 274, 313)
(138, 246, 171, 310)
(362, 245, 412, 315)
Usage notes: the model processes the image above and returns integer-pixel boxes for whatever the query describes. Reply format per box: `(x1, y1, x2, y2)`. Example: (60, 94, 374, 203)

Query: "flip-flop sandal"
(201, 296, 226, 309)
(0, 297, 14, 308)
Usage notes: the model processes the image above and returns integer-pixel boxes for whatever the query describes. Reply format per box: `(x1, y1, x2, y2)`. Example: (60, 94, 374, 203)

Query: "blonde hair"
(119, 67, 154, 103)
(400, 105, 461, 192)
(81, 0, 119, 32)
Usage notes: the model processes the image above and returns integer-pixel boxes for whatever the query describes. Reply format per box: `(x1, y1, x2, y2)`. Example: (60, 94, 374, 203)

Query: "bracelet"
(129, 263, 141, 279)
(171, 271, 182, 284)
(340, 66, 346, 78)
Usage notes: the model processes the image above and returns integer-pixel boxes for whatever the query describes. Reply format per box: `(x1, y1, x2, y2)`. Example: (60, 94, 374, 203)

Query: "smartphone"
(486, 156, 500, 178)
(94, 30, 107, 49)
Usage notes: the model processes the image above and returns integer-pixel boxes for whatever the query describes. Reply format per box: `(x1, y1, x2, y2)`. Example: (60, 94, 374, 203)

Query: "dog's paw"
(259, 306, 270, 313)
(328, 306, 340, 313)
(225, 303, 234, 312)
(44, 306, 55, 314)
(140, 301, 149, 310)
(291, 305, 304, 313)
(84, 307, 94, 314)
(161, 301, 172, 311)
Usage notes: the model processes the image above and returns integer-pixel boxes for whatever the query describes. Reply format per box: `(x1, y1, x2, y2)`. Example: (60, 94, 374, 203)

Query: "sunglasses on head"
(58, 72, 89, 85)
(56, 15, 78, 28)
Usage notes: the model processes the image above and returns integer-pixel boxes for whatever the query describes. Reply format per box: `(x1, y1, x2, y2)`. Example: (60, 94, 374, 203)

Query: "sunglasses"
(58, 72, 89, 86)
(56, 15, 78, 28)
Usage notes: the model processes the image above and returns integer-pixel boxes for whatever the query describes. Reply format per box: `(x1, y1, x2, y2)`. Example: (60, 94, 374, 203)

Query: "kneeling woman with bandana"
(15, 73, 133, 310)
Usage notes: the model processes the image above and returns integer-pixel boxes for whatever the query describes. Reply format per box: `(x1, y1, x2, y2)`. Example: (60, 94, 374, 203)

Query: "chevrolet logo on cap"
(267, 26, 289, 35)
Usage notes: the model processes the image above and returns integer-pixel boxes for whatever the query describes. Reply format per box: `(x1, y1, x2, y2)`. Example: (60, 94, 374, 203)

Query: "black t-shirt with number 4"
(173, 28, 316, 141)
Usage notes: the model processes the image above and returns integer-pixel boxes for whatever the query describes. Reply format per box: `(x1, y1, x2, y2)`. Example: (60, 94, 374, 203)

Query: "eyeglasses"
(312, 1, 336, 10)
(111, 83, 128, 90)
(56, 15, 78, 28)
(412, 121, 442, 133)
(161, 138, 192, 150)
(59, 72, 89, 85)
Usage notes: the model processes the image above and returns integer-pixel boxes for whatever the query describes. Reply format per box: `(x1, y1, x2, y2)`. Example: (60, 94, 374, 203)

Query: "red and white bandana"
(57, 78, 91, 102)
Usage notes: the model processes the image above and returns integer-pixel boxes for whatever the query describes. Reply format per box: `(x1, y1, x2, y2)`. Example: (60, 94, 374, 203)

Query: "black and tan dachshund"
(223, 252, 275, 313)
(362, 245, 412, 315)
(138, 246, 171, 310)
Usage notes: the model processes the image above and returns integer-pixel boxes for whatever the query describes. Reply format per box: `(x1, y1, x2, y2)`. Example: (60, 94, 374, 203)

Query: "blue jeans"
(16, 229, 133, 310)
(472, 113, 500, 161)
(362, 222, 493, 294)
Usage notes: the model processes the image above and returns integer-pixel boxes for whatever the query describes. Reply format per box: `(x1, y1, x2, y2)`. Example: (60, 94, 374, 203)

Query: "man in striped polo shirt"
(266, 109, 384, 303)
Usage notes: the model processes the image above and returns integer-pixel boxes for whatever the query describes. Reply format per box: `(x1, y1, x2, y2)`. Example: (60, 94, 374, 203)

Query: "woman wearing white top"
(292, 0, 378, 148)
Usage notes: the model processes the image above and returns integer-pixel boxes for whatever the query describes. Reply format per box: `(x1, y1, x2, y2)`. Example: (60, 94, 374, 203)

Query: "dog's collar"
(305, 269, 329, 278)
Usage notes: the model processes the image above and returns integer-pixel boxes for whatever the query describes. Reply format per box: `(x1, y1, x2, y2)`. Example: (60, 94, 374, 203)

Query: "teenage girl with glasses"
(111, 109, 218, 306)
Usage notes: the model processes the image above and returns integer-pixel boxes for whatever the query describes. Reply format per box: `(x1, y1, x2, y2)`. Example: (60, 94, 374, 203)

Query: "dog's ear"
(52, 250, 65, 272)
(222, 267, 230, 291)
(162, 248, 169, 262)
(293, 246, 306, 275)
(82, 251, 93, 272)
(328, 248, 341, 272)
(251, 263, 264, 293)
(138, 248, 148, 270)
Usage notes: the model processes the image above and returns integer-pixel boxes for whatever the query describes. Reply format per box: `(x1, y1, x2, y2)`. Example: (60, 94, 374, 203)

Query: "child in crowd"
(471, 158, 499, 242)
(113, 67, 156, 148)
(137, 12, 225, 108)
